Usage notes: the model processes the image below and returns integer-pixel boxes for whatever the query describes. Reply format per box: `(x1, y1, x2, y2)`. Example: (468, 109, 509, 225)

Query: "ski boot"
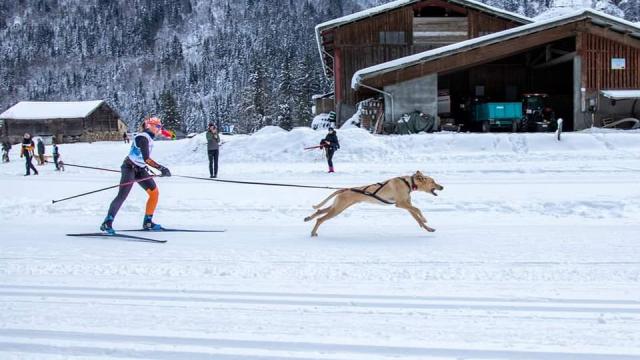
(100, 215, 116, 235)
(142, 215, 163, 231)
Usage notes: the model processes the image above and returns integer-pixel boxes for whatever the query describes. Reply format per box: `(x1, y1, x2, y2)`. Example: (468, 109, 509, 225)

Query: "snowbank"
(340, 108, 362, 130)
(18, 127, 639, 168)
(162, 127, 640, 164)
(311, 113, 334, 130)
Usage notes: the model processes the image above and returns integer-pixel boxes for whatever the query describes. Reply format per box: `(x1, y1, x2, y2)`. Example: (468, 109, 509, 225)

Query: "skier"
(1, 138, 11, 163)
(100, 117, 172, 234)
(206, 123, 220, 178)
(320, 127, 340, 173)
(123, 132, 129, 144)
(36, 137, 45, 165)
(20, 133, 38, 176)
(52, 141, 61, 171)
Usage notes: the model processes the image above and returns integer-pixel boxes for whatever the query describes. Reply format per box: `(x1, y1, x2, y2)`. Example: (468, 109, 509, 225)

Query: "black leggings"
(208, 149, 219, 176)
(24, 154, 38, 175)
(107, 162, 156, 219)
(326, 148, 335, 168)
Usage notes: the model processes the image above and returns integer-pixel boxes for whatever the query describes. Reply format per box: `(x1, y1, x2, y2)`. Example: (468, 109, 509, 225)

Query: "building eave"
(351, 9, 640, 90)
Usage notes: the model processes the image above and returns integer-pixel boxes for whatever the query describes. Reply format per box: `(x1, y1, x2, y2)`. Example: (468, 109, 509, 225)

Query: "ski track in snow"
(0, 284, 639, 359)
(1, 131, 640, 359)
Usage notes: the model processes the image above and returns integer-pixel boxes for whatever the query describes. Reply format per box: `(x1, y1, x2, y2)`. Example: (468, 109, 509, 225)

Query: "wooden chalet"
(0, 100, 127, 143)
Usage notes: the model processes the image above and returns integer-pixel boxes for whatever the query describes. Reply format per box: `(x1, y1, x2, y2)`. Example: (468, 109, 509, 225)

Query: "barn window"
(379, 31, 406, 45)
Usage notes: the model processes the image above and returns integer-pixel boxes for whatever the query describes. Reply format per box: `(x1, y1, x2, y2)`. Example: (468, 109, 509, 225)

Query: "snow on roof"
(315, 0, 532, 78)
(352, 9, 640, 89)
(312, 92, 334, 100)
(600, 90, 640, 100)
(0, 100, 105, 120)
(317, 0, 530, 34)
(532, 0, 593, 22)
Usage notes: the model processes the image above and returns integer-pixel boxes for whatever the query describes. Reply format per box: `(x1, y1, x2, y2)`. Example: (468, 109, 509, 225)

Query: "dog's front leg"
(304, 206, 330, 222)
(413, 206, 429, 225)
(396, 201, 435, 232)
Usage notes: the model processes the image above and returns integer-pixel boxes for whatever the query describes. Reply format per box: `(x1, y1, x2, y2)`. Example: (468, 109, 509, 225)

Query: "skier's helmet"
(144, 117, 163, 129)
(145, 116, 173, 138)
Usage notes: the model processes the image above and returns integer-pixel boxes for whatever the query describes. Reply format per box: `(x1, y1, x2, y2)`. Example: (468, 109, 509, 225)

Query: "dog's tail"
(312, 189, 347, 209)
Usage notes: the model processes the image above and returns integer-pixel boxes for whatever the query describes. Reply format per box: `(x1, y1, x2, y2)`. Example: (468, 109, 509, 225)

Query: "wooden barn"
(315, 0, 532, 125)
(351, 9, 640, 131)
(0, 100, 127, 143)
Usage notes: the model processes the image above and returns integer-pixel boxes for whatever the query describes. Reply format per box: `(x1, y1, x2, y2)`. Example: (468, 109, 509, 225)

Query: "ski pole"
(56, 162, 343, 190)
(62, 163, 120, 173)
(52, 175, 157, 204)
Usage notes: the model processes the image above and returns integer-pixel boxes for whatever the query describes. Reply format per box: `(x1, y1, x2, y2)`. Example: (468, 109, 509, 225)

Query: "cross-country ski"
(120, 228, 226, 233)
(66, 232, 167, 243)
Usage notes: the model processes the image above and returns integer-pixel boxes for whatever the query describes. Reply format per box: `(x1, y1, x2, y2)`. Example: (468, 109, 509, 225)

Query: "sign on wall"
(611, 58, 626, 70)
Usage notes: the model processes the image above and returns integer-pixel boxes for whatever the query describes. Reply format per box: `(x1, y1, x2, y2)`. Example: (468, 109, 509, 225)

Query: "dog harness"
(349, 175, 416, 205)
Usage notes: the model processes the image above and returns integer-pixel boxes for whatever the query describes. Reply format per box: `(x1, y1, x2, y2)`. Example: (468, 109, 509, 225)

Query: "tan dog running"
(304, 171, 443, 236)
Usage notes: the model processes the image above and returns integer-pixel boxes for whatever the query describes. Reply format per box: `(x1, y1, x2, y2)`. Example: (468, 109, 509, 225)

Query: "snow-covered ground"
(1, 128, 639, 359)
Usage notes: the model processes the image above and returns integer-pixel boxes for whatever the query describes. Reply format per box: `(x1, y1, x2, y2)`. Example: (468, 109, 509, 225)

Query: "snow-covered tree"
(159, 89, 183, 132)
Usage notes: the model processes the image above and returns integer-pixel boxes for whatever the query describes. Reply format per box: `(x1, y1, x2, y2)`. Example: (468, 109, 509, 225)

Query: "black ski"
(120, 228, 226, 233)
(66, 232, 167, 243)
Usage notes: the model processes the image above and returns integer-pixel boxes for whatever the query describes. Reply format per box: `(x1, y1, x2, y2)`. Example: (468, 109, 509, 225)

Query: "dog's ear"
(415, 170, 423, 176)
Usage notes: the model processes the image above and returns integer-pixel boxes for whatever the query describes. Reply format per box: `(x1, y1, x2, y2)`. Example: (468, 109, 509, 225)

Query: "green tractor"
(521, 94, 557, 132)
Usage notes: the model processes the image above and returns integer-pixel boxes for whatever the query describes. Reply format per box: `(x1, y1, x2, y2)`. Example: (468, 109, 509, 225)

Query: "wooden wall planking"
(583, 33, 640, 91)
(332, 4, 519, 108)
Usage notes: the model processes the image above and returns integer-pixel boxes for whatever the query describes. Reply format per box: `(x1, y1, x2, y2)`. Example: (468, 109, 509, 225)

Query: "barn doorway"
(438, 37, 576, 132)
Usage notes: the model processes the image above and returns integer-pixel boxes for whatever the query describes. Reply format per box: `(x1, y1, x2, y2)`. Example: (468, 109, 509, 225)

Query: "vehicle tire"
(482, 121, 490, 133)
(549, 114, 557, 132)
(532, 112, 544, 132)
(520, 116, 529, 132)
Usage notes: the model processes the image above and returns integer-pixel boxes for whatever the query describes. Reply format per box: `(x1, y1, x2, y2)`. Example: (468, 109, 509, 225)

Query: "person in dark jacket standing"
(321, 127, 340, 173)
(1, 138, 11, 162)
(36, 138, 45, 165)
(20, 133, 38, 176)
(206, 123, 221, 178)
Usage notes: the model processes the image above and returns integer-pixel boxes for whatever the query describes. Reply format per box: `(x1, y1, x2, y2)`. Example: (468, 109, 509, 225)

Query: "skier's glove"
(159, 166, 172, 177)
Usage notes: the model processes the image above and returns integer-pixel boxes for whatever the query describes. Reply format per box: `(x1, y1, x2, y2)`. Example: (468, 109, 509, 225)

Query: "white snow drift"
(1, 128, 639, 359)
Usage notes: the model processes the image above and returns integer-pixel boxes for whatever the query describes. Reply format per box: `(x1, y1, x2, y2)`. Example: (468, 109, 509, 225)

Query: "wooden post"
(334, 47, 343, 127)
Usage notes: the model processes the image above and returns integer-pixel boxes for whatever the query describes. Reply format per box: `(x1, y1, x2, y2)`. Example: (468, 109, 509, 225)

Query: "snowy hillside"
(2, 0, 638, 133)
(1, 130, 639, 359)
(0, 0, 394, 133)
